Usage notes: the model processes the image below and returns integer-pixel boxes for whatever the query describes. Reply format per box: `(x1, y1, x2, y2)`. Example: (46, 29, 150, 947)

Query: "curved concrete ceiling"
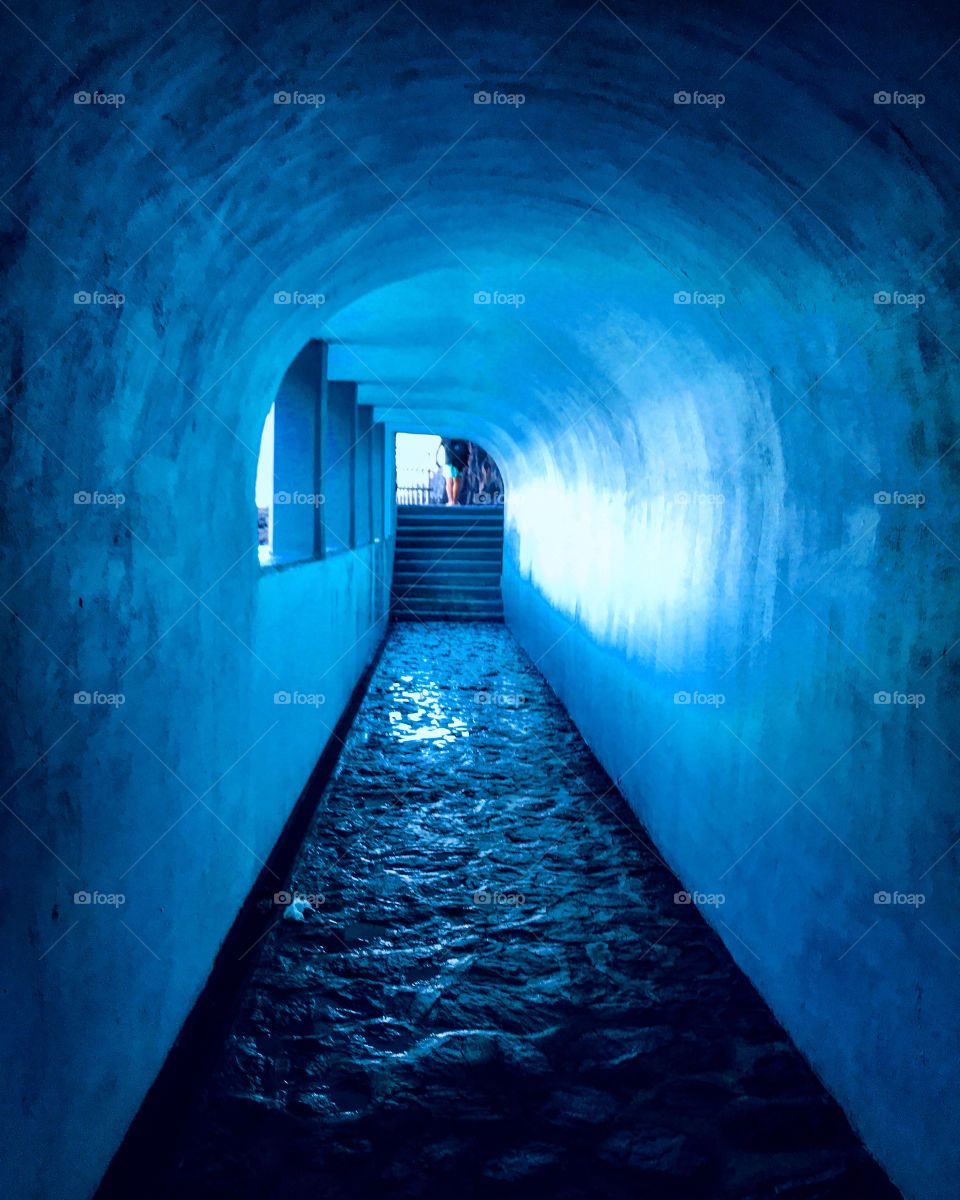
(9, 0, 954, 662)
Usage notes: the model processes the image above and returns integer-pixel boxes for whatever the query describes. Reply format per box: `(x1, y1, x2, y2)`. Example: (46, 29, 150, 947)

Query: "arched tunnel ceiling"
(5, 0, 957, 477)
(2, 0, 957, 677)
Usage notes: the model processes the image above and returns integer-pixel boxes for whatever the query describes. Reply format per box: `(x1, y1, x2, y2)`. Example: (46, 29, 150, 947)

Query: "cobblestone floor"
(162, 623, 898, 1199)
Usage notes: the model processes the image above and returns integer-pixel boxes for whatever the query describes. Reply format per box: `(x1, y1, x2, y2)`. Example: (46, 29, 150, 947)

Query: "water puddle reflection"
(387, 674, 469, 745)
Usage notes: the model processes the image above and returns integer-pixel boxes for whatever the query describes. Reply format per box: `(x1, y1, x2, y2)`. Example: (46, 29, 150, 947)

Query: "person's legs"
(445, 474, 455, 504)
(450, 473, 461, 505)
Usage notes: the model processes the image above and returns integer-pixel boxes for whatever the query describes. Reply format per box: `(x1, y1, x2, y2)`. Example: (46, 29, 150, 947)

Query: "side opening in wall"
(255, 340, 392, 568)
(256, 401, 275, 565)
(256, 340, 326, 567)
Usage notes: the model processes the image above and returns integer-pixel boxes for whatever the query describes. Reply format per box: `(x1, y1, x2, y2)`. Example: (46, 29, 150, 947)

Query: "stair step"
(392, 594, 504, 607)
(391, 611, 504, 623)
(395, 568, 501, 579)
(393, 586, 501, 600)
(393, 610, 503, 621)
(397, 505, 503, 515)
(392, 584, 502, 597)
(397, 530, 503, 541)
(396, 546, 502, 558)
(394, 561, 501, 574)
(391, 590, 503, 605)
(397, 530, 502, 542)
(393, 571, 501, 585)
(396, 549, 501, 561)
(392, 506, 504, 622)
(397, 509, 504, 518)
(396, 524, 503, 535)
(396, 542, 502, 550)
(397, 537, 502, 546)
(396, 518, 504, 529)
(396, 511, 501, 520)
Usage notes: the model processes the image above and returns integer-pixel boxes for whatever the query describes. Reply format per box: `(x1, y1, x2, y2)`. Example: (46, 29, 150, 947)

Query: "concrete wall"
(1, 508, 391, 1200)
(500, 315, 959, 1198)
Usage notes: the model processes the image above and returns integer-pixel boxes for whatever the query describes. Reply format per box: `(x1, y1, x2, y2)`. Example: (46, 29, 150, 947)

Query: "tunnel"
(1, 1, 958, 1197)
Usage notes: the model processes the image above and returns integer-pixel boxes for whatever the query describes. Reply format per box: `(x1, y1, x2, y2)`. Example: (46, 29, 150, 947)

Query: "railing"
(396, 466, 445, 506)
(396, 483, 438, 506)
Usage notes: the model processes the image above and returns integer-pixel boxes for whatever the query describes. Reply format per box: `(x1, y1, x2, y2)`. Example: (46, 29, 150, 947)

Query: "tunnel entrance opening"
(395, 432, 504, 508)
(392, 433, 506, 622)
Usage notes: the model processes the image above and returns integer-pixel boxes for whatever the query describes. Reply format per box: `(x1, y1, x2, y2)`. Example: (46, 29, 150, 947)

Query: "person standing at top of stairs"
(439, 437, 470, 505)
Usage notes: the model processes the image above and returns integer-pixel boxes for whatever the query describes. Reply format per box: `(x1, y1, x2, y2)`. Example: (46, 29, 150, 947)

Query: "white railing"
(396, 467, 445, 506)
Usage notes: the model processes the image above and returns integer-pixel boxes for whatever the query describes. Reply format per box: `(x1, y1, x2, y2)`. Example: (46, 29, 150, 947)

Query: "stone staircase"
(391, 504, 504, 621)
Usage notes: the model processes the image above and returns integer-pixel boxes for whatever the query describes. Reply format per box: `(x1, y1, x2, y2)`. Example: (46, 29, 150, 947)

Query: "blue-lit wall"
(1, 2, 958, 1198)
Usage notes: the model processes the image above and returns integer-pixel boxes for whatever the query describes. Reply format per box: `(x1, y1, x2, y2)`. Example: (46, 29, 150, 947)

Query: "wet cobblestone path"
(164, 623, 898, 1199)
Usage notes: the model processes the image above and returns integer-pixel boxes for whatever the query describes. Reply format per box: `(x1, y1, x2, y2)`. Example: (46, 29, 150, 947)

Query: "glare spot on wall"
(509, 474, 720, 662)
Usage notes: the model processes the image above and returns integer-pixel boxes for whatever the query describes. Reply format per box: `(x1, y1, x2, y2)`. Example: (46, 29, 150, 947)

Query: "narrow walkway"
(163, 624, 897, 1199)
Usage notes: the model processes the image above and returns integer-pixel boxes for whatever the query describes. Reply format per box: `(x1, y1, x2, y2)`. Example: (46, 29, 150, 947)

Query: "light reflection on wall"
(510, 476, 726, 662)
(505, 365, 772, 668)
